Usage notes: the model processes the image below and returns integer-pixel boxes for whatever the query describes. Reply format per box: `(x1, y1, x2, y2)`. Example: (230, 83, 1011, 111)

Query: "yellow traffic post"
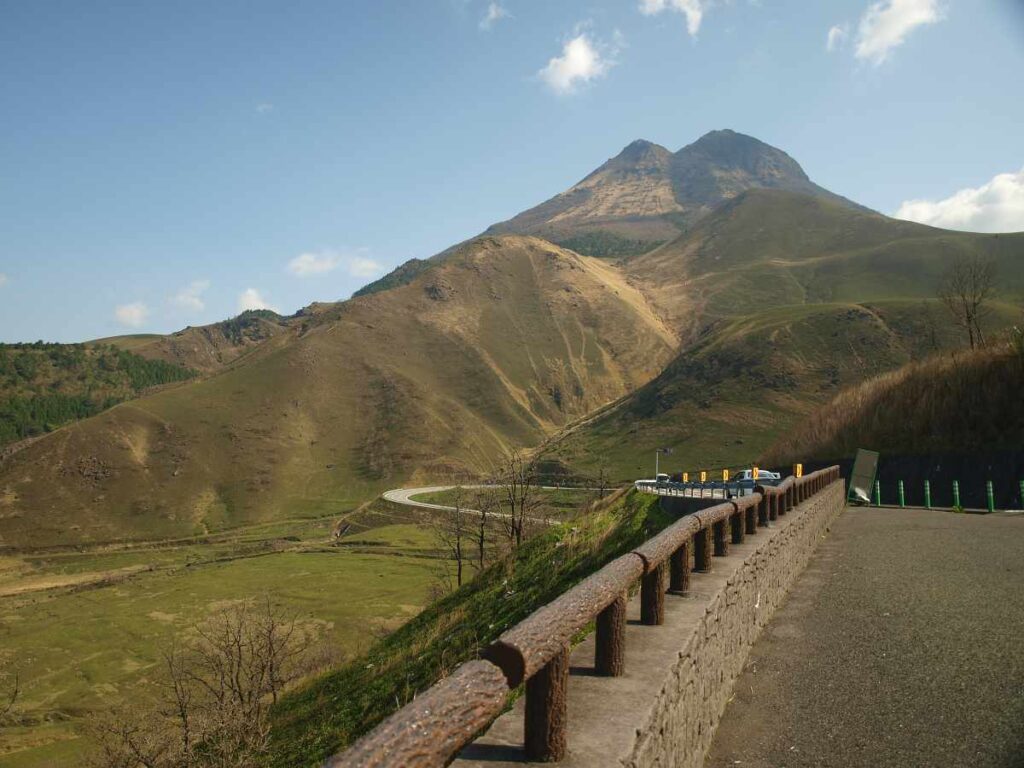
(752, 466, 760, 480)
(723, 468, 730, 482)
(794, 463, 803, 478)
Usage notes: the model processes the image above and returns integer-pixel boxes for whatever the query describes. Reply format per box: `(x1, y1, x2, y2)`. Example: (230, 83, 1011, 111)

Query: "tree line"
(0, 343, 195, 445)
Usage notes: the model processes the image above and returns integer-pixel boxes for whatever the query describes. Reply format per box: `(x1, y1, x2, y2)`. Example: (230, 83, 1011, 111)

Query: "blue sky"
(2, 0, 1023, 342)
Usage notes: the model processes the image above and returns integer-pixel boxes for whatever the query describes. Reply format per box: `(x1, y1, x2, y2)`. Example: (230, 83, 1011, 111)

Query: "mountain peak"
(677, 129, 810, 183)
(487, 128, 859, 258)
(615, 139, 671, 163)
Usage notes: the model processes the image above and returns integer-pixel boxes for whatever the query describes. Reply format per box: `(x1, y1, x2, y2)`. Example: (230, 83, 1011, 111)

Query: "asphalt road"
(382, 485, 565, 526)
(707, 506, 1024, 768)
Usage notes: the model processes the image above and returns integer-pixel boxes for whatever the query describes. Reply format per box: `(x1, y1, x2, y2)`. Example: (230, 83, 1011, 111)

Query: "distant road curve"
(382, 485, 603, 526)
(383, 486, 484, 513)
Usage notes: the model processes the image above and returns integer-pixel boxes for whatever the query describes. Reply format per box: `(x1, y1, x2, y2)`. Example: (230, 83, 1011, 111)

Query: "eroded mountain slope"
(543, 190, 1024, 478)
(0, 236, 675, 548)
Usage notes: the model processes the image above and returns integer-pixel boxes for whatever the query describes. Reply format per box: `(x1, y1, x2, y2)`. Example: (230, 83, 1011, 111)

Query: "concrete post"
(641, 562, 666, 625)
(730, 510, 744, 544)
(693, 528, 711, 572)
(525, 646, 569, 762)
(745, 503, 758, 534)
(595, 594, 626, 677)
(713, 519, 729, 557)
(669, 542, 690, 595)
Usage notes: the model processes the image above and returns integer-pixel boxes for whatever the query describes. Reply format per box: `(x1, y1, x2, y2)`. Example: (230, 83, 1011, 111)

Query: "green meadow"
(0, 507, 443, 767)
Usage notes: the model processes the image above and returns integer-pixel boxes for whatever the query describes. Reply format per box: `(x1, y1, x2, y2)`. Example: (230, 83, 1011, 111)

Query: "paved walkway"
(706, 507, 1024, 768)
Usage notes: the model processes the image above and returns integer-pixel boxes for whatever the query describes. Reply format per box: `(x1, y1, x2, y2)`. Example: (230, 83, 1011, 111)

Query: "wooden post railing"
(329, 466, 841, 768)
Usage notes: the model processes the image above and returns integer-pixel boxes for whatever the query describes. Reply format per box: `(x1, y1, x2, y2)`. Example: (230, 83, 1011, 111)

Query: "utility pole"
(655, 447, 672, 477)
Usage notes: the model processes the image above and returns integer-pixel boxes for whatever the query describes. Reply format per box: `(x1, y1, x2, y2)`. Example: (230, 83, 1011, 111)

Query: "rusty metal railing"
(327, 466, 841, 767)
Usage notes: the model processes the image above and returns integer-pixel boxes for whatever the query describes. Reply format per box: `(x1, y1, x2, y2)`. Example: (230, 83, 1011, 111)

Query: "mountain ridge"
(6, 130, 1024, 551)
(0, 235, 677, 549)
(484, 129, 862, 258)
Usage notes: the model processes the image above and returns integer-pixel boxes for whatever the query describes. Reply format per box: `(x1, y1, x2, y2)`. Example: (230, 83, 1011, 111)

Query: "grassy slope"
(0, 504, 447, 767)
(761, 345, 1024, 465)
(627, 189, 1024, 336)
(268, 488, 668, 767)
(95, 309, 293, 374)
(543, 190, 1024, 480)
(0, 236, 676, 549)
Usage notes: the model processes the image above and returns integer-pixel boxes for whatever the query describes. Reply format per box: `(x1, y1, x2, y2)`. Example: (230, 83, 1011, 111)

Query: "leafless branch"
(938, 255, 996, 350)
(89, 597, 332, 768)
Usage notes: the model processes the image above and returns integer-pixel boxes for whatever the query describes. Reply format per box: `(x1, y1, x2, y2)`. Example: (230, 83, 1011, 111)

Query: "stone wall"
(629, 480, 846, 768)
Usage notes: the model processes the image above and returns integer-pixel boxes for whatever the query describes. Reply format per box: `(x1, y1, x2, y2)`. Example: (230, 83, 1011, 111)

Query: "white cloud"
(854, 0, 943, 65)
(349, 256, 385, 278)
(115, 302, 150, 328)
(237, 288, 279, 314)
(894, 168, 1024, 233)
(256, 103, 274, 114)
(0, 273, 8, 288)
(538, 31, 618, 95)
(480, 2, 510, 30)
(639, 0, 707, 38)
(170, 279, 210, 312)
(827, 23, 849, 52)
(287, 249, 385, 279)
(288, 252, 341, 276)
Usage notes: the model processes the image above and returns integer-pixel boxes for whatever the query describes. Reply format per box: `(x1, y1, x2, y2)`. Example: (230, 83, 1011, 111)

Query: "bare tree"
(595, 464, 610, 501)
(430, 485, 471, 590)
(938, 255, 996, 349)
(473, 487, 497, 572)
(91, 598, 326, 768)
(495, 450, 539, 549)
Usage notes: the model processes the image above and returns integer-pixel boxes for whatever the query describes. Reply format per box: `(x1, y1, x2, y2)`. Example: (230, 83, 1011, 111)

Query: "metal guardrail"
(328, 466, 841, 767)
(634, 477, 779, 499)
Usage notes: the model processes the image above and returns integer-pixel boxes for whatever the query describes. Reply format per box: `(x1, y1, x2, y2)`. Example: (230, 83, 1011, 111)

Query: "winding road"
(383, 485, 602, 526)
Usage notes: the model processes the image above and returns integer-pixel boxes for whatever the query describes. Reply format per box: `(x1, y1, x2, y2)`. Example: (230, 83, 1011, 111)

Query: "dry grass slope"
(761, 345, 1024, 465)
(0, 236, 676, 549)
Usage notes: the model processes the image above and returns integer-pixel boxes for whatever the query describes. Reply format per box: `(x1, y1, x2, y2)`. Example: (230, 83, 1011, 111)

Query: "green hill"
(625, 189, 1024, 336)
(541, 190, 1024, 480)
(96, 309, 293, 373)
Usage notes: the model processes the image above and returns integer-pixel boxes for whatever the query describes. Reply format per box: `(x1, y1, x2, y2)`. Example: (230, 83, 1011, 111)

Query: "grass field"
(0, 506, 447, 768)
